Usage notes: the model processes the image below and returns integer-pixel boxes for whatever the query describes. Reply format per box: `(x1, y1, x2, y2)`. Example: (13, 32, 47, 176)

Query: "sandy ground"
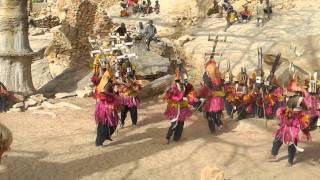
(0, 97, 319, 180)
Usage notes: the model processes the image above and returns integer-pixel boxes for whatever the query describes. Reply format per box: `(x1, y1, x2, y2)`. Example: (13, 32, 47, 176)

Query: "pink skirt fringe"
(95, 101, 119, 126)
(164, 107, 192, 122)
(203, 97, 224, 112)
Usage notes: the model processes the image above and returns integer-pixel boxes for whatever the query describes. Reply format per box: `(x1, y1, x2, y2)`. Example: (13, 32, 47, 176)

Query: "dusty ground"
(0, 97, 319, 180)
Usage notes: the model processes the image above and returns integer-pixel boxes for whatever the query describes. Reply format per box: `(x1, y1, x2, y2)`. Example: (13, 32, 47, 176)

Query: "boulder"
(30, 28, 46, 36)
(29, 94, 47, 104)
(140, 75, 173, 98)
(25, 99, 38, 107)
(55, 92, 77, 99)
(12, 102, 24, 109)
(8, 108, 22, 113)
(130, 45, 170, 80)
(76, 87, 93, 98)
(31, 59, 53, 89)
(38, 65, 92, 94)
(42, 101, 57, 109)
(200, 165, 224, 180)
(174, 35, 196, 47)
(28, 106, 44, 111)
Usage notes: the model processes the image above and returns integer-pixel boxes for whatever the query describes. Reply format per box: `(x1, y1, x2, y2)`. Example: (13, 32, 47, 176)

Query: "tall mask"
(238, 67, 248, 85)
(255, 47, 264, 85)
(223, 60, 233, 84)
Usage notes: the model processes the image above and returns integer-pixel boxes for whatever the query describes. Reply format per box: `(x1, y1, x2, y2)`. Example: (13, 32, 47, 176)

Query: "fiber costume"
(198, 59, 225, 133)
(94, 69, 121, 146)
(164, 65, 197, 143)
(227, 68, 252, 120)
(116, 57, 142, 127)
(270, 69, 313, 166)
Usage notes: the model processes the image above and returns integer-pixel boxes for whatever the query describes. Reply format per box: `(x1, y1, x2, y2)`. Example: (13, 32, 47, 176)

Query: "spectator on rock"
(115, 23, 128, 36)
(144, 20, 157, 51)
(120, 0, 128, 9)
(128, 0, 135, 7)
(154, 0, 160, 14)
(240, 5, 252, 22)
(140, 1, 147, 14)
(135, 21, 145, 40)
(146, 0, 153, 14)
(256, 0, 266, 27)
(264, 0, 273, 20)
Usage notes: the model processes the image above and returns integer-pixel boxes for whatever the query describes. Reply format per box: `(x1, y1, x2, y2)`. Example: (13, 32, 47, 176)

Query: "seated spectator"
(145, 0, 153, 14)
(120, 0, 128, 9)
(140, 1, 147, 13)
(135, 22, 145, 40)
(240, 5, 252, 22)
(264, 0, 273, 19)
(154, 0, 160, 14)
(120, 9, 129, 17)
(132, 2, 140, 13)
(256, 0, 266, 27)
(115, 23, 128, 36)
(128, 0, 135, 7)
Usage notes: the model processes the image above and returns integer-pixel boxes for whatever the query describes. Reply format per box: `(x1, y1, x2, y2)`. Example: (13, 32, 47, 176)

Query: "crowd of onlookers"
(114, 20, 157, 51)
(207, 0, 273, 31)
(120, 0, 160, 17)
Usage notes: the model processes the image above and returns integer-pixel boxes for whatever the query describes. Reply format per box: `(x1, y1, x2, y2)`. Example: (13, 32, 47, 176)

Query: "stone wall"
(44, 0, 118, 77)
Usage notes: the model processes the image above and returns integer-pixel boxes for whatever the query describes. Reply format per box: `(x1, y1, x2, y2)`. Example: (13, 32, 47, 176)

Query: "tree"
(0, 0, 35, 96)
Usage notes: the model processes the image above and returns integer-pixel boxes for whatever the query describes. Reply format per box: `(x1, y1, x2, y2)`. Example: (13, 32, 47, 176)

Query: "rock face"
(31, 59, 53, 89)
(38, 65, 92, 94)
(140, 75, 173, 98)
(46, 0, 114, 78)
(200, 165, 224, 180)
(160, 0, 212, 19)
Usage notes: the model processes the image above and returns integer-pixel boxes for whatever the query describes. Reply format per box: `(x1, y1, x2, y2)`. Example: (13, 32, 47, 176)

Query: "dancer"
(198, 59, 225, 134)
(270, 71, 312, 166)
(222, 60, 234, 119)
(117, 58, 141, 128)
(94, 69, 121, 146)
(164, 64, 197, 143)
(228, 68, 252, 120)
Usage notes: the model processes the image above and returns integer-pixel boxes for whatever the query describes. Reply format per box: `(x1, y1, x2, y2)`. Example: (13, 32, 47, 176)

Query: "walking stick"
(261, 88, 267, 127)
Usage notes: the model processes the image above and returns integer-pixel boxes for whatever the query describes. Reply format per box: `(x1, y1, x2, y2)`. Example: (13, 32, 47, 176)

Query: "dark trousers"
(166, 121, 184, 141)
(0, 95, 6, 112)
(146, 36, 154, 50)
(237, 106, 247, 120)
(96, 124, 116, 146)
(121, 106, 138, 125)
(271, 138, 298, 164)
(224, 98, 233, 116)
(206, 111, 222, 133)
(255, 106, 264, 118)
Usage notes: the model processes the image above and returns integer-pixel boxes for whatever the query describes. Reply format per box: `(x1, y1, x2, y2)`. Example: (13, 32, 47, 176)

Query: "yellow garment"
(230, 12, 237, 23)
(167, 100, 189, 109)
(212, 90, 225, 97)
(97, 70, 113, 93)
